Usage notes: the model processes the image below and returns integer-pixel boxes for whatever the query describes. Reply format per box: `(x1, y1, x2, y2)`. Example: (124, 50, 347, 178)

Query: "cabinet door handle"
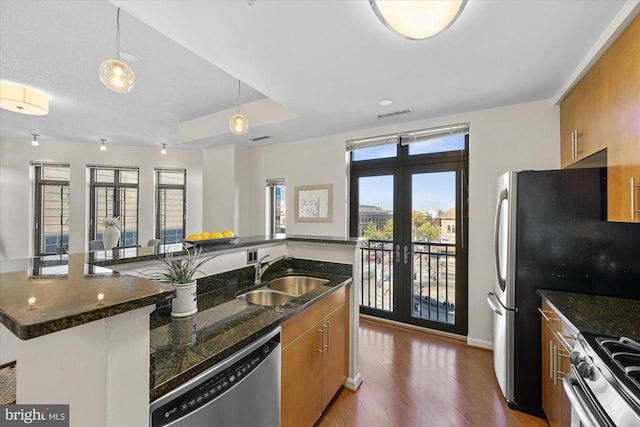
(571, 130, 575, 159)
(318, 328, 324, 358)
(631, 177, 640, 220)
(538, 307, 559, 322)
(549, 340, 553, 379)
(553, 345, 558, 386)
(325, 321, 331, 355)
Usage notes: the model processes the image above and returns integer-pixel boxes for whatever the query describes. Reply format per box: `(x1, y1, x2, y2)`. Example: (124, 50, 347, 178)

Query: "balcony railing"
(360, 239, 456, 324)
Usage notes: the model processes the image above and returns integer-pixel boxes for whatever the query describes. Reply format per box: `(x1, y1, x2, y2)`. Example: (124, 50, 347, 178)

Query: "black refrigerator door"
(511, 168, 640, 416)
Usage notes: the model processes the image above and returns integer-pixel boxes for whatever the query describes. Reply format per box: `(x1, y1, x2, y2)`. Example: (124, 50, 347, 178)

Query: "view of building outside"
(358, 171, 457, 324)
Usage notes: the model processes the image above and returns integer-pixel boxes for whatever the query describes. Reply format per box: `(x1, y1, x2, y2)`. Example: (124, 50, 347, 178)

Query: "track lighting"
(99, 8, 136, 93)
(100, 138, 107, 151)
(31, 133, 40, 146)
(229, 80, 249, 134)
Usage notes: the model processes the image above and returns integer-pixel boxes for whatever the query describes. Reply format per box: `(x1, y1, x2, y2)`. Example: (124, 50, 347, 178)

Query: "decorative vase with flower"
(101, 216, 121, 250)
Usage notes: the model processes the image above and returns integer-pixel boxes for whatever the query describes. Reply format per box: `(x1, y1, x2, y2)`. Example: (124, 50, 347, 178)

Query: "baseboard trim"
(344, 373, 362, 392)
(467, 337, 493, 351)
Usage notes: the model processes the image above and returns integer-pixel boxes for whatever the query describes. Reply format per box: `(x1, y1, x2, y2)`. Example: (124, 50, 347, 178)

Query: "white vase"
(171, 280, 198, 318)
(103, 226, 120, 250)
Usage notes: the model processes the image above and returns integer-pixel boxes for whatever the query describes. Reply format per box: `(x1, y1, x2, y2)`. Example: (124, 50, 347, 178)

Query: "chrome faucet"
(254, 254, 293, 286)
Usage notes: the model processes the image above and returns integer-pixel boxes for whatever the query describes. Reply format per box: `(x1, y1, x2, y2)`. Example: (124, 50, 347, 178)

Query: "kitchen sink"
(266, 276, 329, 296)
(237, 289, 295, 306)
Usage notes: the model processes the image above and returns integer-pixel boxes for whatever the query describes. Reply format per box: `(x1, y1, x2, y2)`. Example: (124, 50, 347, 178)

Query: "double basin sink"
(237, 276, 329, 306)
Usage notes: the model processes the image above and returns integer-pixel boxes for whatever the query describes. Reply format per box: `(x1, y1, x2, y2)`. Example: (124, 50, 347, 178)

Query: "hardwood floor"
(316, 318, 548, 427)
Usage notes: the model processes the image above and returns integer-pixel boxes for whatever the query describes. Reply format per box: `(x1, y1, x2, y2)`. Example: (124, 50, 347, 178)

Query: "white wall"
(202, 144, 251, 235)
(0, 138, 203, 260)
(0, 98, 559, 346)
(241, 99, 560, 347)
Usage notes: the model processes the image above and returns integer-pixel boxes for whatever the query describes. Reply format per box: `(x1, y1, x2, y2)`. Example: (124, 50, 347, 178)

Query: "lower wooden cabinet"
(281, 286, 349, 427)
(540, 299, 575, 427)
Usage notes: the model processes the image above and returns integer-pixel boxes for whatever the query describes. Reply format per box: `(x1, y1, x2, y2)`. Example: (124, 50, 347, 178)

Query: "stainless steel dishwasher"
(150, 327, 281, 427)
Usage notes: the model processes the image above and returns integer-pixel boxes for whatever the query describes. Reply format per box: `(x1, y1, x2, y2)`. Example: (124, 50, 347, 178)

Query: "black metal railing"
(360, 239, 456, 324)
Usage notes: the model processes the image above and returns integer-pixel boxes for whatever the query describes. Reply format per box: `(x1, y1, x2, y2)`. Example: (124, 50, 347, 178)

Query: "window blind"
(345, 134, 399, 152)
(266, 178, 285, 187)
(400, 122, 470, 145)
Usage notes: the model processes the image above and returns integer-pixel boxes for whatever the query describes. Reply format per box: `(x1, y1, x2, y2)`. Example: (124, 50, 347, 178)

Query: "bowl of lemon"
(184, 229, 236, 245)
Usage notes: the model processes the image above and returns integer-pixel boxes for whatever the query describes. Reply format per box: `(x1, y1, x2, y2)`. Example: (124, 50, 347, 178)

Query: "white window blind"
(345, 134, 399, 152)
(400, 122, 470, 145)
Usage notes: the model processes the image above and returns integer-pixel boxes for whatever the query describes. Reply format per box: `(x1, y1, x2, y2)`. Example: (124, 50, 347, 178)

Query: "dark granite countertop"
(149, 264, 352, 402)
(538, 289, 640, 340)
(0, 253, 175, 340)
(91, 234, 363, 267)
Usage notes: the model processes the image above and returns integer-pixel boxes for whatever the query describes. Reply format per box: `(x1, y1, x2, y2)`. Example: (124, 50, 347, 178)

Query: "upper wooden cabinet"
(560, 14, 640, 223)
(560, 58, 608, 168)
(605, 15, 640, 223)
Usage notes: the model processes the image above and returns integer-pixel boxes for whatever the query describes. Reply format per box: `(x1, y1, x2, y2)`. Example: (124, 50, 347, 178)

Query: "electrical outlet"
(247, 249, 258, 264)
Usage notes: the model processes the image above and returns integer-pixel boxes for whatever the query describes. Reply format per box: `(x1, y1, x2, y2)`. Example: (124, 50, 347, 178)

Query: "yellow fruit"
(211, 231, 223, 239)
(222, 230, 234, 237)
(186, 233, 202, 240)
(201, 231, 210, 239)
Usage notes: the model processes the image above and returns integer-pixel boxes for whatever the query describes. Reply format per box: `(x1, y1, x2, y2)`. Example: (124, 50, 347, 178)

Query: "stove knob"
(576, 361, 593, 379)
(569, 350, 582, 366)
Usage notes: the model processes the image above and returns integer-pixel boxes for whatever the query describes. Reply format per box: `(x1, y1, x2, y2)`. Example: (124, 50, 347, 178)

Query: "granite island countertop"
(148, 265, 352, 402)
(0, 253, 175, 339)
(538, 289, 640, 340)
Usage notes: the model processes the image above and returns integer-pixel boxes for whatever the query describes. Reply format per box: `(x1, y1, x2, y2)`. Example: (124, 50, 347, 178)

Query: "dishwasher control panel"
(151, 333, 280, 427)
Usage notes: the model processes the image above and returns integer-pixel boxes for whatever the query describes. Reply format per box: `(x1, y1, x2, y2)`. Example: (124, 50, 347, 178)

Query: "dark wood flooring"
(316, 318, 548, 427)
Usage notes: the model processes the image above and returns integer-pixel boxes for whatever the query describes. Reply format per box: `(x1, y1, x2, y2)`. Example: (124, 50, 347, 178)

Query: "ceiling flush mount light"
(31, 133, 40, 146)
(229, 80, 249, 135)
(161, 143, 167, 154)
(100, 138, 107, 151)
(379, 99, 393, 106)
(370, 0, 467, 40)
(99, 8, 135, 93)
(0, 83, 49, 115)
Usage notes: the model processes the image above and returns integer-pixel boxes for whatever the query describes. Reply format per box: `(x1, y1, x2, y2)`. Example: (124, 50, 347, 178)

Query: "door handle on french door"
(403, 245, 412, 264)
(395, 244, 400, 264)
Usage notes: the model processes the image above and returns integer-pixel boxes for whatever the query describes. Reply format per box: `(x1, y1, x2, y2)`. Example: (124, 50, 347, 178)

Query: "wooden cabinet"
(605, 16, 640, 223)
(540, 299, 576, 427)
(560, 15, 640, 223)
(560, 58, 608, 168)
(281, 285, 349, 427)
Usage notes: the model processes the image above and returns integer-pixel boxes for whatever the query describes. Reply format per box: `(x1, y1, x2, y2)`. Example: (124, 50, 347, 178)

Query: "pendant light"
(100, 138, 107, 151)
(370, 0, 467, 40)
(30, 133, 40, 146)
(99, 8, 135, 93)
(161, 143, 167, 155)
(229, 80, 248, 134)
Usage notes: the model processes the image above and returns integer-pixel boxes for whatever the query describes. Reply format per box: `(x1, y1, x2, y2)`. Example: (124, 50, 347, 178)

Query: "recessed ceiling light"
(379, 99, 393, 107)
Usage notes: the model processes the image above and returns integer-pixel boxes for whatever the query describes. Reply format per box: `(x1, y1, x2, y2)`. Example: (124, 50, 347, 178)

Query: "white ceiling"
(0, 0, 635, 150)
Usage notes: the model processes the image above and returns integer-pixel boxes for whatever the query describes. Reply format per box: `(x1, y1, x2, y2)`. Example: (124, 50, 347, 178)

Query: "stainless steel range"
(564, 332, 640, 427)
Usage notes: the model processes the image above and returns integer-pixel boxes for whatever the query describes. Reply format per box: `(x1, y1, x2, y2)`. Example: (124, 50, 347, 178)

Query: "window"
(348, 123, 469, 336)
(156, 169, 186, 244)
(34, 164, 70, 255)
(267, 179, 286, 235)
(89, 166, 139, 247)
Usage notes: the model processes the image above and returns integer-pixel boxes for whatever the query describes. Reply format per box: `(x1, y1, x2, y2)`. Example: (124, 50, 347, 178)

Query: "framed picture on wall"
(294, 184, 333, 223)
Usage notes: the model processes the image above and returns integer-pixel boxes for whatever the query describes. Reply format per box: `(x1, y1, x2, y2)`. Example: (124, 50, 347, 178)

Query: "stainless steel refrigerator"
(487, 168, 640, 417)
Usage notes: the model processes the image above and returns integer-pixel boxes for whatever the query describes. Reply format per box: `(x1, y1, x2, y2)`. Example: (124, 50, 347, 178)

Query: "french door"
(350, 140, 468, 335)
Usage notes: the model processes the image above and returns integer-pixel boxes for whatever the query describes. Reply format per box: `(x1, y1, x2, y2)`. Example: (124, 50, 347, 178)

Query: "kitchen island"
(0, 235, 364, 427)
